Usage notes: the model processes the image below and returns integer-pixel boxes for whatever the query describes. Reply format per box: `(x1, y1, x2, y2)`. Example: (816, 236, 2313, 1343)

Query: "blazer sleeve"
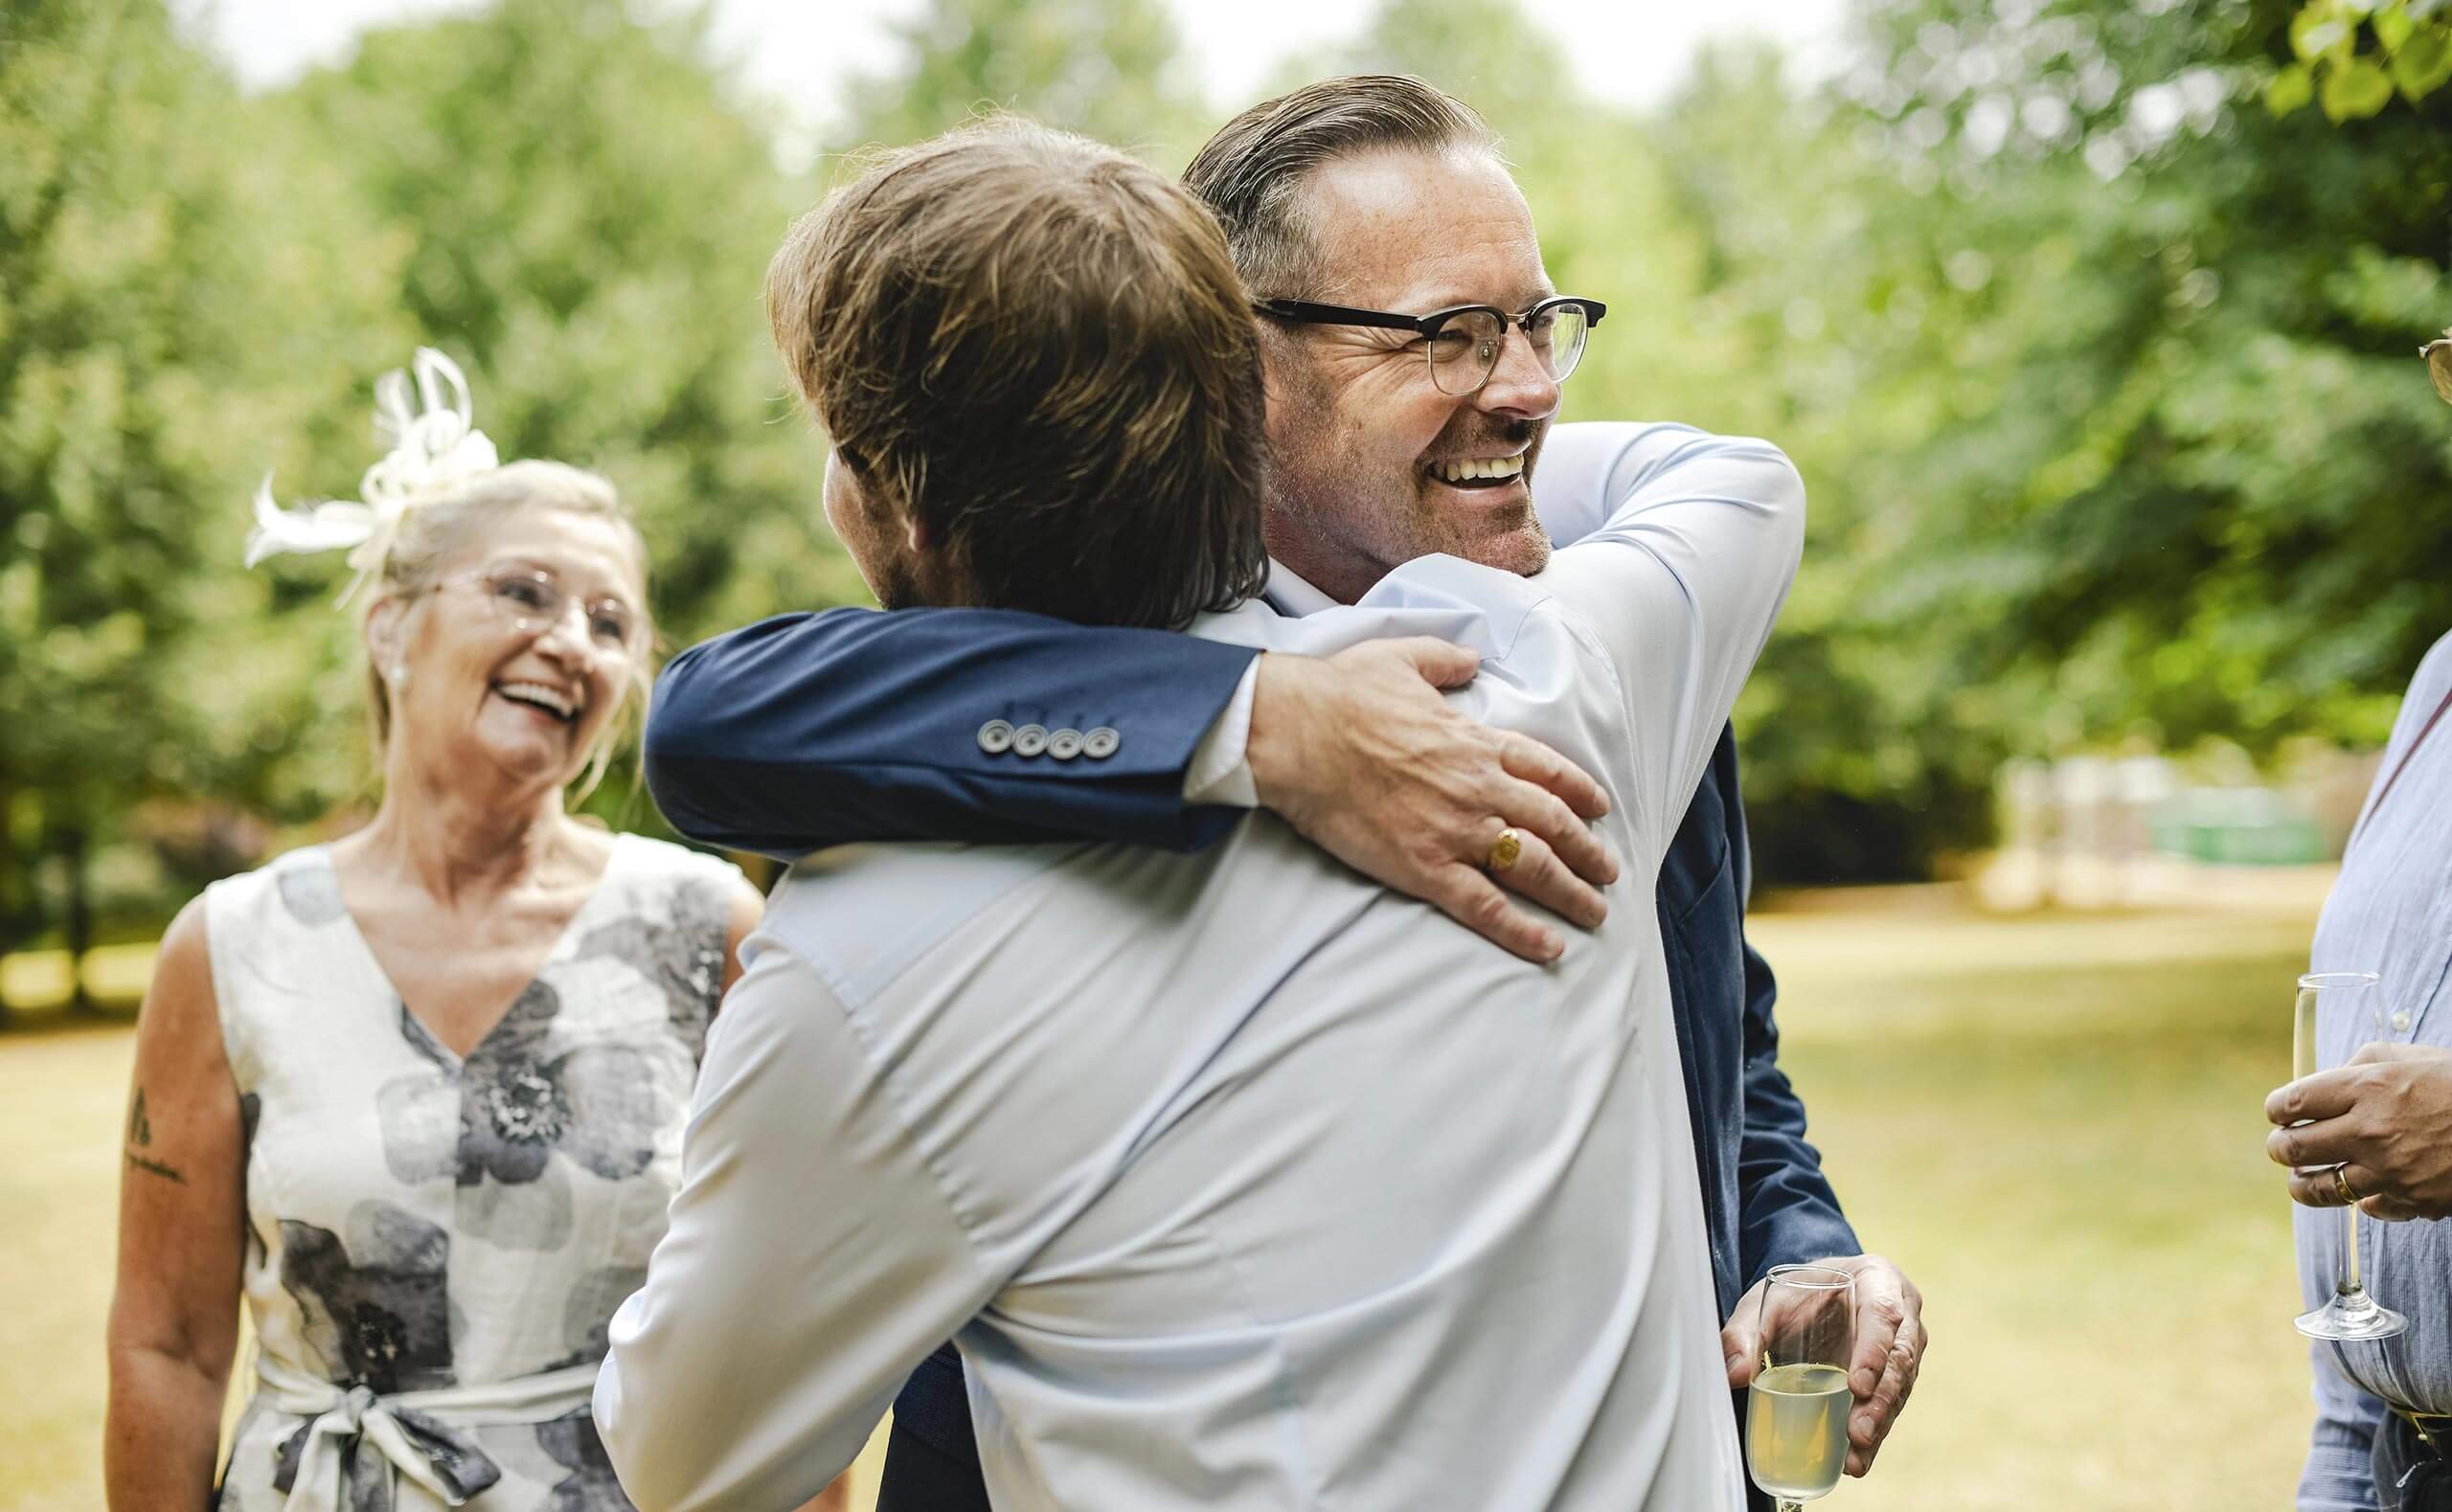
(1723, 737, 1862, 1285)
(643, 607, 1261, 859)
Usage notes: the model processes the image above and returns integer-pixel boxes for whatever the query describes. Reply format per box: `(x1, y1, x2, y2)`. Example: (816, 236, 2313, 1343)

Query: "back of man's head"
(1183, 74, 1502, 300)
(768, 116, 1269, 628)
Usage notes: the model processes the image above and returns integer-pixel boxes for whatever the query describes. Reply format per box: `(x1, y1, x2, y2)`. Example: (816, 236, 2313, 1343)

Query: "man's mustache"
(1428, 417, 1542, 458)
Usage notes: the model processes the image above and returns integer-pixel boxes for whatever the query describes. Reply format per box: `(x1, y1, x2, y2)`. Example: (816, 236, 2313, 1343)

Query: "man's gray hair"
(1181, 75, 1503, 301)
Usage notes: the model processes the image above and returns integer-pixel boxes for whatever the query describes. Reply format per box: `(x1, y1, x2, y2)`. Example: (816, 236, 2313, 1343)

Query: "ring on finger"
(1486, 826, 1523, 873)
(2333, 1165, 2361, 1207)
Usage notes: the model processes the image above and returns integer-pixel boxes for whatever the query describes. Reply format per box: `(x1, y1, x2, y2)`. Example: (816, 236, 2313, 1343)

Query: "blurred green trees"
(0, 0, 408, 982)
(2, 0, 852, 972)
(272, 0, 862, 655)
(3, 0, 2448, 975)
(1751, 0, 2452, 873)
(834, 0, 1210, 163)
(2271, 0, 2452, 119)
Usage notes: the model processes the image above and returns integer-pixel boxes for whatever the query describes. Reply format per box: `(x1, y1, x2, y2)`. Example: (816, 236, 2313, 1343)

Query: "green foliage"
(832, 0, 1209, 167)
(0, 0, 409, 951)
(2270, 0, 2452, 121)
(251, 0, 862, 839)
(1799, 0, 2452, 784)
(274, 0, 862, 681)
(1299, 0, 1581, 127)
(3, 0, 861, 950)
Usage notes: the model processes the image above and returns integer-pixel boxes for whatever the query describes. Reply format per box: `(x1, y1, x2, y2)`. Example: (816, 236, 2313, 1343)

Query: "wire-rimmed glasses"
(2292, 971, 2409, 1343)
(1254, 294, 1606, 395)
(1745, 1263, 1855, 1511)
(433, 567, 644, 661)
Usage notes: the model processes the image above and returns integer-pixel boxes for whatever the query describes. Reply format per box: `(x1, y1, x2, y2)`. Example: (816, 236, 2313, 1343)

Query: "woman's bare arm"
(104, 899, 246, 1511)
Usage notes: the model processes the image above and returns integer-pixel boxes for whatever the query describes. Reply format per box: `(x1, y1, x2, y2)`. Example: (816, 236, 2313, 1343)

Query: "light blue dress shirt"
(596, 422, 1803, 1511)
(2299, 628, 2452, 1511)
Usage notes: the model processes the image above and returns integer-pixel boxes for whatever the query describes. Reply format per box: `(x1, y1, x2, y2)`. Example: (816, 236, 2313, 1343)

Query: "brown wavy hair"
(768, 116, 1268, 629)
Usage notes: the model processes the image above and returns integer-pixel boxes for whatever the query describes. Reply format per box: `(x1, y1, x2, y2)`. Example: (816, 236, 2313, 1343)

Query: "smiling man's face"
(1257, 146, 1564, 602)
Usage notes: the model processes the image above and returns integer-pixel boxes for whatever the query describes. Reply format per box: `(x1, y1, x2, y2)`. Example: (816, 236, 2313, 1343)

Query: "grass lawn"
(1750, 897, 2321, 1510)
(1, 889, 2323, 1510)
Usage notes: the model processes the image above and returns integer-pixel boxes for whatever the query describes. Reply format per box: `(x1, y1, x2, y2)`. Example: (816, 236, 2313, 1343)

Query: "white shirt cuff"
(1182, 657, 1260, 806)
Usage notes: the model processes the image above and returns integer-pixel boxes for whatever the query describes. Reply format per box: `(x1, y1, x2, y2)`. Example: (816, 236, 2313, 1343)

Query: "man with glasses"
(2262, 327, 2452, 1512)
(633, 78, 1921, 1506)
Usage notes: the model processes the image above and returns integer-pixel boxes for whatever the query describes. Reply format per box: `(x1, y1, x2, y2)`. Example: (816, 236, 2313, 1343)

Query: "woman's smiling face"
(375, 503, 648, 795)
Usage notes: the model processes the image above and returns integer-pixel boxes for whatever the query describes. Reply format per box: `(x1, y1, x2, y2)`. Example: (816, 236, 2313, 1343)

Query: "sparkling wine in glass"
(2292, 970, 2408, 1343)
(1746, 1263, 1855, 1511)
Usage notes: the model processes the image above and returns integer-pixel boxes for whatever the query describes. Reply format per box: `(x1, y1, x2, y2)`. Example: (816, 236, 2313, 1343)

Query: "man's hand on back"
(1720, 1252, 1925, 1478)
(1247, 639, 1620, 964)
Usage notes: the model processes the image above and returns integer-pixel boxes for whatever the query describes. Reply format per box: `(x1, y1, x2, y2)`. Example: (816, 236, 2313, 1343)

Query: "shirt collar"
(1262, 558, 1339, 618)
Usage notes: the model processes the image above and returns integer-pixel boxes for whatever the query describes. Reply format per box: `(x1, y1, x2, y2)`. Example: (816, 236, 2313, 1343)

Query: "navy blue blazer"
(645, 607, 1859, 1498)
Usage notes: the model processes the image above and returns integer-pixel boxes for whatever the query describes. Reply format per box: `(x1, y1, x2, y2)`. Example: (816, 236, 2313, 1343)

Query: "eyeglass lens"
(483, 572, 638, 654)
(1428, 305, 1592, 395)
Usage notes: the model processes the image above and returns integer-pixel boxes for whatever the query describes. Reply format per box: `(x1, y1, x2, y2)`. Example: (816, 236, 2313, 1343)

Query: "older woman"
(102, 351, 839, 1511)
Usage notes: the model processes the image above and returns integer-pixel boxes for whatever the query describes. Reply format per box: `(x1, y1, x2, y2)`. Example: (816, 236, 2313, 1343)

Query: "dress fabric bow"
(252, 1350, 600, 1511)
(269, 1382, 501, 1512)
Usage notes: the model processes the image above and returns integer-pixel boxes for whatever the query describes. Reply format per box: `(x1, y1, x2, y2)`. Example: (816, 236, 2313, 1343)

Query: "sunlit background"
(5, 0, 2448, 1505)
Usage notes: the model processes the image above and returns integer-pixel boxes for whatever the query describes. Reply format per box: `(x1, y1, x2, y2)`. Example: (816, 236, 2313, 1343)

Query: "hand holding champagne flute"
(1746, 1264, 1856, 1511)
(2290, 971, 2408, 1343)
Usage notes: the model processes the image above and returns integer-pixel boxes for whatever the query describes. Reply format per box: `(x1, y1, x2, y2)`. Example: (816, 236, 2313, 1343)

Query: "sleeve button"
(1082, 727, 1120, 759)
(1011, 723, 1050, 757)
(1047, 728, 1083, 760)
(977, 719, 1014, 755)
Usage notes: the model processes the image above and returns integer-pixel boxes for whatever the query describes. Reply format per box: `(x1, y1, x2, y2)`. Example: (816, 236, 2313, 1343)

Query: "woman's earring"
(390, 662, 410, 688)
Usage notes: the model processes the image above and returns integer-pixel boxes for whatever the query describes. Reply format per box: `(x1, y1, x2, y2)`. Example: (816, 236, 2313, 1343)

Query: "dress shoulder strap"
(200, 846, 357, 1088)
(577, 836, 745, 1057)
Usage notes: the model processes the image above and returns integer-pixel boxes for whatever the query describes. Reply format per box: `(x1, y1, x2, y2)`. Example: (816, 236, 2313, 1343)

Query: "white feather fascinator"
(247, 347, 502, 603)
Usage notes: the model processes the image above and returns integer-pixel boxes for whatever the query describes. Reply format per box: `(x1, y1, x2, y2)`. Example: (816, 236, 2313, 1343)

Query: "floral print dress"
(204, 834, 743, 1511)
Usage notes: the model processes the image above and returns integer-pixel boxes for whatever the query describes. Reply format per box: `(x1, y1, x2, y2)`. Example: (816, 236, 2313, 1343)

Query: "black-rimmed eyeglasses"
(1254, 295, 1606, 396)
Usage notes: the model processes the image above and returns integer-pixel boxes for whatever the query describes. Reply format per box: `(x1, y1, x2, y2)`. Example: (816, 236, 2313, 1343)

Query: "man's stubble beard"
(1260, 412, 1554, 598)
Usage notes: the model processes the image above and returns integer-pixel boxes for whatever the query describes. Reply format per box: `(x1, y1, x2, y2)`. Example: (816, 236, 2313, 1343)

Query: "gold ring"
(2333, 1165, 2361, 1207)
(1487, 827, 1523, 873)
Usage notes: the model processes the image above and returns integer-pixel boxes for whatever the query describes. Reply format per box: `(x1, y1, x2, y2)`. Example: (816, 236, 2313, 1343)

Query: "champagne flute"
(2291, 970, 2408, 1342)
(1746, 1263, 1855, 1511)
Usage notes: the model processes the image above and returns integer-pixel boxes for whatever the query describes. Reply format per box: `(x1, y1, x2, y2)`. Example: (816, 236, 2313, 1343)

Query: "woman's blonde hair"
(363, 459, 653, 802)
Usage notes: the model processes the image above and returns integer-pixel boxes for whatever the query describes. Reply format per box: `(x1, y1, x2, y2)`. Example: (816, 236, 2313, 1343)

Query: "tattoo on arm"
(125, 1086, 186, 1185)
(126, 1152, 187, 1185)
